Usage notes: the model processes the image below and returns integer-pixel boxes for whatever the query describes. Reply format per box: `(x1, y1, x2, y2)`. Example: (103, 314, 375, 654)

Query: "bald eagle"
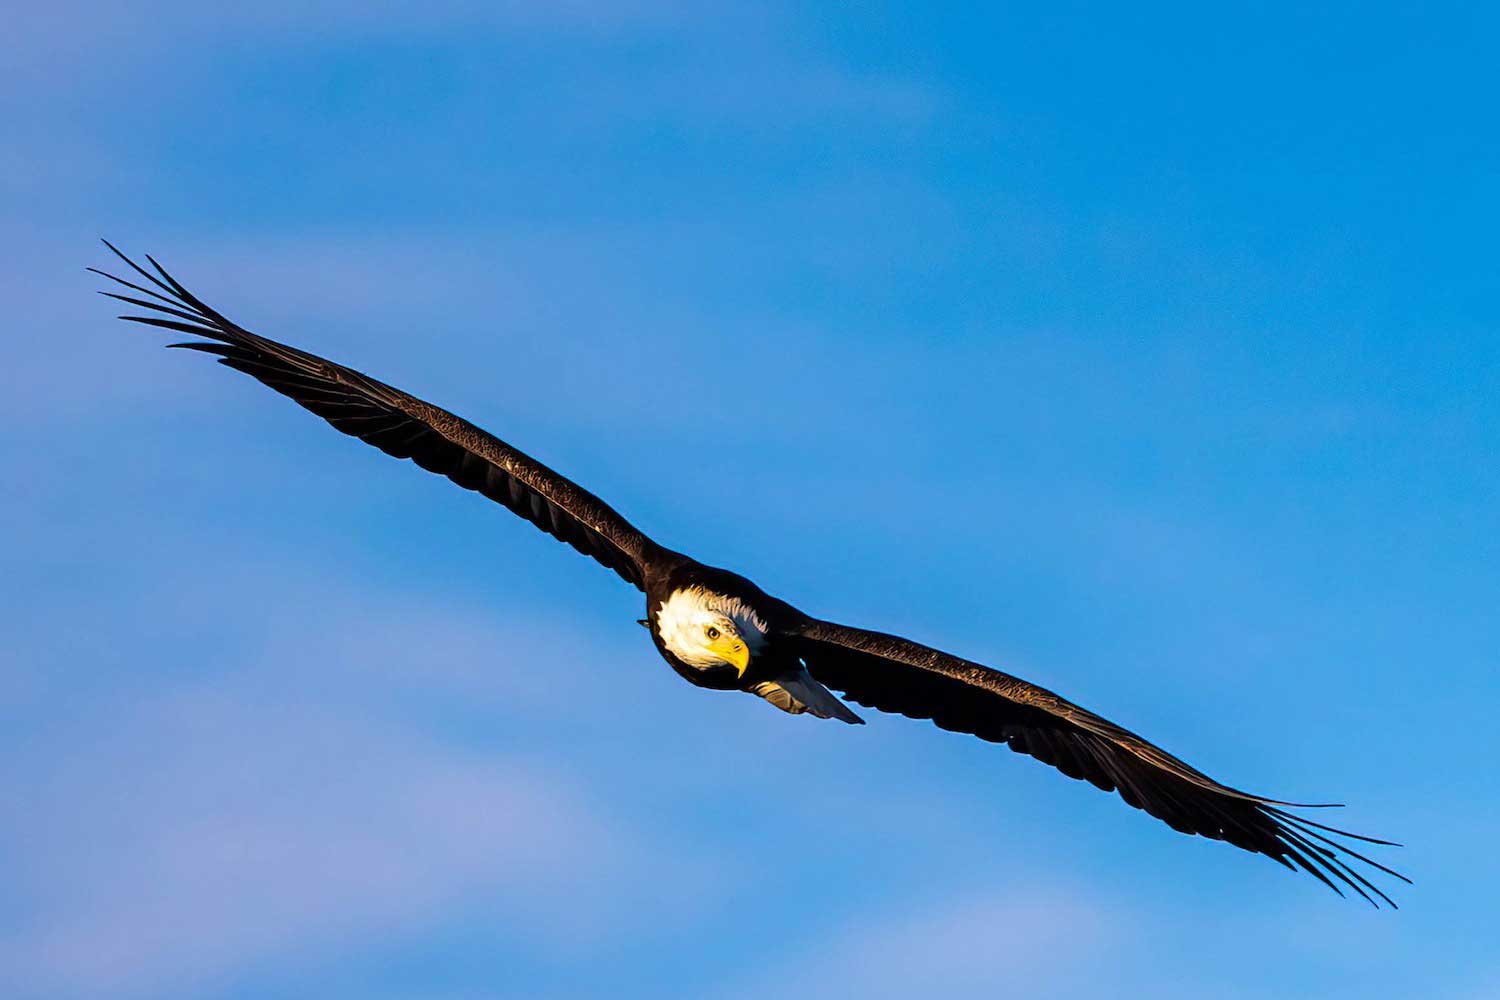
(93, 242, 1406, 907)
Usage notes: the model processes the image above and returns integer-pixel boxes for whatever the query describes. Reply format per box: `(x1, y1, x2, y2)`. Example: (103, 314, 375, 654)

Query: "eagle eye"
(704, 625, 721, 640)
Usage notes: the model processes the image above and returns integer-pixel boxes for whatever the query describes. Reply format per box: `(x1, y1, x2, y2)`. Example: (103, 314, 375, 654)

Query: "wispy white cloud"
(713, 886, 1121, 1000)
(4, 0, 709, 71)
(0, 560, 731, 1000)
(1, 683, 714, 999)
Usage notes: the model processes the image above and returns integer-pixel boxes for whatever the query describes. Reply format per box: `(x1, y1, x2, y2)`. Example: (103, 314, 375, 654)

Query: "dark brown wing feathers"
(94, 242, 663, 589)
(791, 618, 1407, 907)
(97, 243, 1404, 906)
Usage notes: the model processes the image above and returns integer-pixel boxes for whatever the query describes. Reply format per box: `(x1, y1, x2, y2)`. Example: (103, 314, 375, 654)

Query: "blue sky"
(3, 3, 1497, 997)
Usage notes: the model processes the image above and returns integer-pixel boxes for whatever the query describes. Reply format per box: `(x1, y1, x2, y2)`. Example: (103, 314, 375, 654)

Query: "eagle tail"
(748, 666, 865, 724)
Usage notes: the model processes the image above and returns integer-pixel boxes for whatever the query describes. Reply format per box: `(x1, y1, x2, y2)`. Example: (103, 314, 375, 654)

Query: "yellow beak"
(708, 636, 751, 677)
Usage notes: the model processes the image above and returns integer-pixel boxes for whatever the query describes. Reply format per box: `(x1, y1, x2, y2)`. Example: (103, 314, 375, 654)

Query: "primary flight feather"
(94, 241, 1407, 907)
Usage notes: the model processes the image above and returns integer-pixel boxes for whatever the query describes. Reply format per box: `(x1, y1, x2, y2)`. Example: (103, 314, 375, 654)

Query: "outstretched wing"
(94, 242, 666, 589)
(789, 617, 1407, 906)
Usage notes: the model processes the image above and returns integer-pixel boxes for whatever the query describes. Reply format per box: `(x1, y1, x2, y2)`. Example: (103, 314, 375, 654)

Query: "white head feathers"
(656, 586, 769, 668)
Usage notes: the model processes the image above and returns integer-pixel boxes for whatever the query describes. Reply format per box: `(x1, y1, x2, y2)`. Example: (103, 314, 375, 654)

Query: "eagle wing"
(789, 616, 1407, 906)
(94, 243, 666, 590)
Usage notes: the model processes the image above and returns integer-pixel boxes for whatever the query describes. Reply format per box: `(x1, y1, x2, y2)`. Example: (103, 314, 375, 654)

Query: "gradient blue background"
(4, 4, 1496, 997)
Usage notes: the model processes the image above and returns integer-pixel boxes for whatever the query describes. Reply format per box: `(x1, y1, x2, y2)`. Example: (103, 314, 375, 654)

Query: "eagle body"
(646, 561, 780, 691)
(93, 242, 1407, 907)
(644, 561, 862, 722)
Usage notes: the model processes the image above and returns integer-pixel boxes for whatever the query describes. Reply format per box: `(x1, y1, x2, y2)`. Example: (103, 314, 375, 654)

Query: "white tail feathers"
(748, 665, 863, 724)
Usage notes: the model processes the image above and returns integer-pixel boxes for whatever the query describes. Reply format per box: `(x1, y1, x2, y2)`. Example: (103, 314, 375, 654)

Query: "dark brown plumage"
(95, 242, 1407, 907)
(93, 243, 661, 589)
(787, 619, 1406, 905)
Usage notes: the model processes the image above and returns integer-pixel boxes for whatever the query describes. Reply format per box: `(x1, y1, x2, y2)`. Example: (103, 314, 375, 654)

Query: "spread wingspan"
(791, 617, 1408, 906)
(94, 242, 666, 589)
